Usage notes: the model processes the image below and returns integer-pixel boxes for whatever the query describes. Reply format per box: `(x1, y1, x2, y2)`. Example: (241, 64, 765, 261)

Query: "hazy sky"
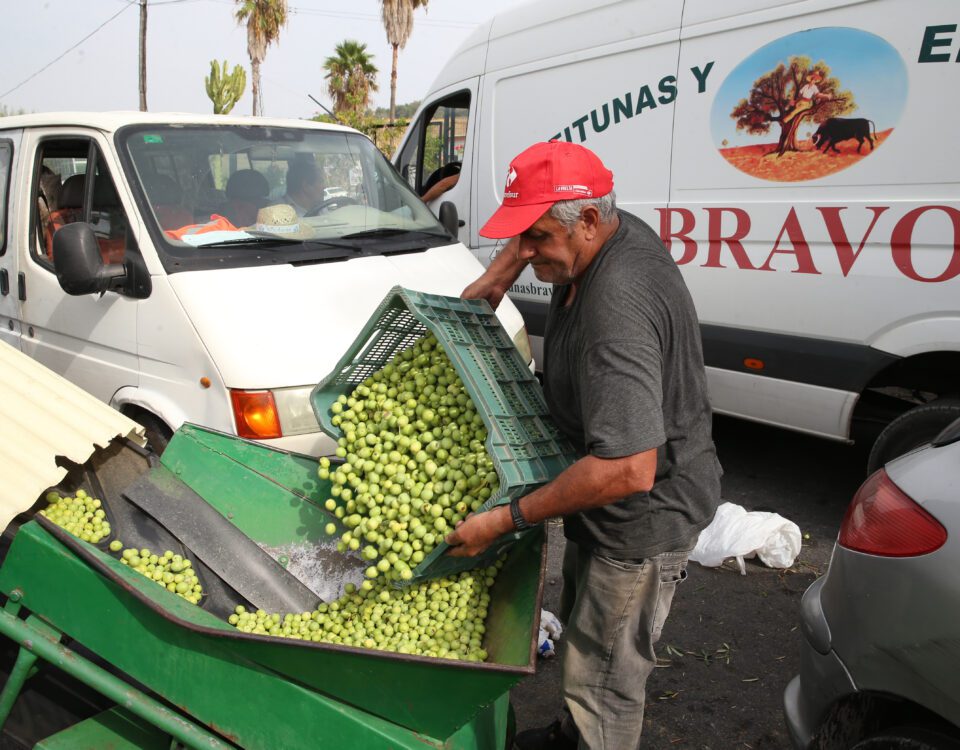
(2, 0, 529, 119)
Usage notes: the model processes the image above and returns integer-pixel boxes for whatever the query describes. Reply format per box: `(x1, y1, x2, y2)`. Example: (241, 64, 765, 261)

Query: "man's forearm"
(462, 238, 530, 308)
(485, 238, 529, 289)
(444, 449, 658, 556)
(517, 450, 657, 525)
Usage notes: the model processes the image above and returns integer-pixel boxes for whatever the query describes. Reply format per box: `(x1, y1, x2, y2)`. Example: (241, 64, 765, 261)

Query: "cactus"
(205, 60, 247, 115)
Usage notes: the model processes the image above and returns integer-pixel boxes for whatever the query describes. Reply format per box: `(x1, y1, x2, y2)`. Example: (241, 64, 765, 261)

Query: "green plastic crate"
(311, 286, 578, 582)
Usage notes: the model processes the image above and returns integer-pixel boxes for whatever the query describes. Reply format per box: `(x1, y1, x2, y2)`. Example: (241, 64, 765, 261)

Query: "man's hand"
(461, 238, 524, 309)
(460, 275, 507, 310)
(445, 505, 514, 557)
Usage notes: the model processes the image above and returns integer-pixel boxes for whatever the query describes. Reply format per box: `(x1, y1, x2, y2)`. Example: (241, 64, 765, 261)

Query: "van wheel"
(867, 397, 960, 473)
(851, 725, 960, 749)
(133, 413, 173, 455)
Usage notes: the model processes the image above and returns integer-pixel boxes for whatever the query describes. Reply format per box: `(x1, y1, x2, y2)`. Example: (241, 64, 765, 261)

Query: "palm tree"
(235, 0, 288, 116)
(380, 0, 428, 123)
(323, 40, 379, 117)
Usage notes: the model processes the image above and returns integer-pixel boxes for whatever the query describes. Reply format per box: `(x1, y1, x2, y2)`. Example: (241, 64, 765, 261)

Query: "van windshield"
(118, 124, 450, 268)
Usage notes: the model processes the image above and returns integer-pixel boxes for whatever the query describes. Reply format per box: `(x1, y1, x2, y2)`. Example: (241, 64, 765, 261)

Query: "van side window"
(33, 140, 130, 266)
(396, 119, 422, 191)
(0, 140, 12, 256)
(401, 91, 470, 198)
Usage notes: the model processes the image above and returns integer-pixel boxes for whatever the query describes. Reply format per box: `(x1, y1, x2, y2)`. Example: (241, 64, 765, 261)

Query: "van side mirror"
(438, 201, 462, 240)
(52, 223, 126, 296)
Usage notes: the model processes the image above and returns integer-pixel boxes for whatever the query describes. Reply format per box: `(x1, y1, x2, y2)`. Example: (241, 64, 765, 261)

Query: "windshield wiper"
(196, 234, 361, 252)
(341, 228, 450, 240)
(195, 235, 303, 249)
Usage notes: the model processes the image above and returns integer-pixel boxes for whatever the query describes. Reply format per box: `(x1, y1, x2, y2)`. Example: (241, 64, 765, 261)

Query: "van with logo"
(0, 112, 530, 453)
(394, 0, 960, 470)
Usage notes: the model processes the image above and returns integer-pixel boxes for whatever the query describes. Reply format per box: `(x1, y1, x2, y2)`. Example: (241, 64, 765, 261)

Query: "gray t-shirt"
(543, 210, 722, 559)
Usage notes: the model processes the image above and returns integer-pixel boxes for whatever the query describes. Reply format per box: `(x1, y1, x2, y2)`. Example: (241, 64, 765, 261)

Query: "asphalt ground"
(510, 414, 870, 749)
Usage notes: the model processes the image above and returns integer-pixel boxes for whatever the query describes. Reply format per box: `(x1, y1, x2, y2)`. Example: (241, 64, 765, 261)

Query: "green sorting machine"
(0, 426, 544, 749)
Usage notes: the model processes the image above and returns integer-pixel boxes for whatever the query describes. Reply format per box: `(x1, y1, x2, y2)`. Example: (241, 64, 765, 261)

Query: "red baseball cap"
(479, 140, 614, 239)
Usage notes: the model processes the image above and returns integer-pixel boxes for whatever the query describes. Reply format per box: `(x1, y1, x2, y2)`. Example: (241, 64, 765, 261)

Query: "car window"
(401, 92, 469, 199)
(0, 140, 11, 256)
(0, 140, 13, 255)
(396, 117, 422, 191)
(120, 124, 449, 266)
(33, 139, 130, 267)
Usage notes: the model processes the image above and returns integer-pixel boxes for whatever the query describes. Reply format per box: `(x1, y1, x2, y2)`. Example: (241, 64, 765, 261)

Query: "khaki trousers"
(558, 541, 691, 750)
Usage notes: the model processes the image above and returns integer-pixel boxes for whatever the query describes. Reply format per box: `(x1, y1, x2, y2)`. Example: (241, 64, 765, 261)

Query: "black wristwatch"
(510, 497, 534, 531)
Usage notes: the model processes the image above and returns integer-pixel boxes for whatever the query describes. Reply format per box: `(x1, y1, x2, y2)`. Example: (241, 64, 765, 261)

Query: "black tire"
(852, 725, 960, 750)
(867, 397, 960, 474)
(133, 412, 173, 455)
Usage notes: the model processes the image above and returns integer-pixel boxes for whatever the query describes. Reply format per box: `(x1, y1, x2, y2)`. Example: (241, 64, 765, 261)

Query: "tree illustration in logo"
(731, 56, 854, 157)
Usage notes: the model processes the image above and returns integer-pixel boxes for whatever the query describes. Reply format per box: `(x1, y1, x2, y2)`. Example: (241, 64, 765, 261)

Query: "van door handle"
(17, 272, 26, 301)
(0, 269, 8, 296)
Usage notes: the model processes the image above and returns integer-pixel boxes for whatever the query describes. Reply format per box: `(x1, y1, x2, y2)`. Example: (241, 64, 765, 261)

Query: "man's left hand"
(445, 505, 513, 558)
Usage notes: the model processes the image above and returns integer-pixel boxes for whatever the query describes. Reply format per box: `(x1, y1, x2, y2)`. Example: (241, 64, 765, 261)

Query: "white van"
(395, 0, 960, 470)
(0, 112, 530, 454)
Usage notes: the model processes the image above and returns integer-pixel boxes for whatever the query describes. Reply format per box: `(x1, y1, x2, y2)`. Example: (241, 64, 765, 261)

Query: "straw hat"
(251, 204, 314, 239)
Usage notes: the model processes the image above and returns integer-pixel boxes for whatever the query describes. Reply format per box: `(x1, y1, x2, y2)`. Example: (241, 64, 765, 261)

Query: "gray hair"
(549, 190, 617, 230)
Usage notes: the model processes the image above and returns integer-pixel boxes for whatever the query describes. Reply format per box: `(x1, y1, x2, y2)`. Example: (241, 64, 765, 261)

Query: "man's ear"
(579, 205, 602, 240)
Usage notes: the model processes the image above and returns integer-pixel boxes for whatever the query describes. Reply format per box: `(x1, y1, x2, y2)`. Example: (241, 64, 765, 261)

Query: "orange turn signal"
(230, 389, 282, 439)
(743, 358, 765, 371)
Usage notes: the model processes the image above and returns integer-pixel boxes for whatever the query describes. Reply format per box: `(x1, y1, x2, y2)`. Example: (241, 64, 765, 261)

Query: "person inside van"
(445, 141, 722, 750)
(419, 162, 460, 204)
(223, 169, 269, 227)
(283, 158, 325, 217)
(37, 166, 62, 258)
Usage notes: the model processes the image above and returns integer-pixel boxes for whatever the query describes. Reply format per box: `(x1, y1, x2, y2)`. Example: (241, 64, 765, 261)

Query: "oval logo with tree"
(712, 28, 907, 182)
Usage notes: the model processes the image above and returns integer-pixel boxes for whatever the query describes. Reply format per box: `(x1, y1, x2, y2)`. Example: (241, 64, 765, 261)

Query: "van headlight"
(230, 386, 320, 440)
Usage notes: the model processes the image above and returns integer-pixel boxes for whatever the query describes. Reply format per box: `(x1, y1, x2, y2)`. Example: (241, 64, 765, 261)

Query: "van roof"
(0, 111, 359, 135)
(429, 0, 665, 92)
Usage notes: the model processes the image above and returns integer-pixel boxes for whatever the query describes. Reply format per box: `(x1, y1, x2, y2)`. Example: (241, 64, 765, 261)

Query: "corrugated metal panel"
(0, 341, 145, 529)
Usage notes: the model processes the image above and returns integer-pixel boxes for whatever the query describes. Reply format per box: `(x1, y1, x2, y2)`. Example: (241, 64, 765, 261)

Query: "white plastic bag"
(690, 502, 802, 574)
(537, 608, 563, 658)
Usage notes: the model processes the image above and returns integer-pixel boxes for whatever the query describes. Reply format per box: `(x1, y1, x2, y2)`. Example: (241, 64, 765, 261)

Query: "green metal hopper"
(0, 425, 546, 749)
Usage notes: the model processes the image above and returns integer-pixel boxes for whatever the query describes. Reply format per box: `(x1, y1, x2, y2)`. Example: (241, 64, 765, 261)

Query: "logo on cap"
(503, 166, 519, 198)
(554, 184, 592, 195)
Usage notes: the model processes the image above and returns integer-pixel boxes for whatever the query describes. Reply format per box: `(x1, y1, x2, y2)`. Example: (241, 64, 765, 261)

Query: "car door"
(0, 132, 21, 350)
(17, 130, 140, 404)
(395, 82, 477, 244)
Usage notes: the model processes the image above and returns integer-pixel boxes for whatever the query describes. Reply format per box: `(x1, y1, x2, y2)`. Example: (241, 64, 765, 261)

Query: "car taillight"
(838, 469, 947, 557)
(230, 389, 282, 440)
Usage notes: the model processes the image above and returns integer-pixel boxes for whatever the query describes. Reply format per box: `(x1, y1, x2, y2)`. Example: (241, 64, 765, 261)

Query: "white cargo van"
(0, 112, 530, 454)
(395, 0, 960, 470)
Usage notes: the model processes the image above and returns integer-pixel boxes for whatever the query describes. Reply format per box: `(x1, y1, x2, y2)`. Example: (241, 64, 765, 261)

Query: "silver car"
(784, 418, 960, 750)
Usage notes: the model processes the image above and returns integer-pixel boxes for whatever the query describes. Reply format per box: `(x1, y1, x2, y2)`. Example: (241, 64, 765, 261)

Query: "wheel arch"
(813, 691, 960, 750)
(109, 386, 187, 438)
(852, 350, 960, 430)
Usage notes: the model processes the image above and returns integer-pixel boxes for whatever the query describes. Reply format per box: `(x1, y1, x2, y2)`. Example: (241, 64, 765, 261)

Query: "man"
(283, 159, 325, 216)
(445, 141, 722, 750)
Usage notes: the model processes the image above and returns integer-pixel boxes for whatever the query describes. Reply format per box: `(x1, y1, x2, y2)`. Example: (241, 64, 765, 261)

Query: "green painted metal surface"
(0, 426, 545, 746)
(0, 523, 519, 749)
(160, 425, 341, 548)
(35, 707, 172, 750)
